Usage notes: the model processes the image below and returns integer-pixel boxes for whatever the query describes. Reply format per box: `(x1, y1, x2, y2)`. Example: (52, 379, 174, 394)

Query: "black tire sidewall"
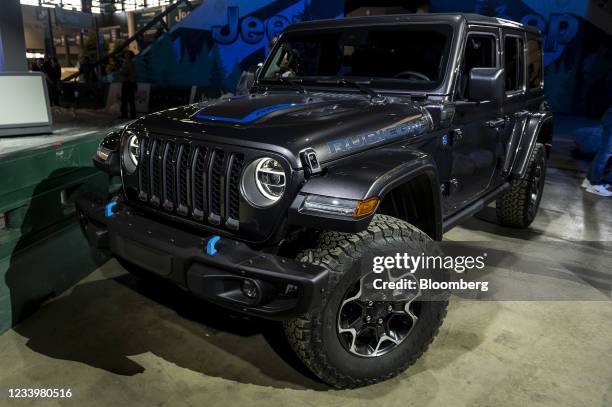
(496, 143, 547, 228)
(313, 235, 448, 381)
(525, 145, 547, 224)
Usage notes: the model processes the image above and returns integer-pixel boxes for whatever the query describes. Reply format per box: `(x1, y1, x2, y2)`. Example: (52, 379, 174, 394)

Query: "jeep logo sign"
(134, 0, 344, 90)
(212, 6, 291, 45)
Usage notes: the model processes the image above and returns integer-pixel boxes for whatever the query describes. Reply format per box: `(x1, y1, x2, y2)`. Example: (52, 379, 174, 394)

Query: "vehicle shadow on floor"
(14, 261, 329, 390)
(13, 259, 488, 392)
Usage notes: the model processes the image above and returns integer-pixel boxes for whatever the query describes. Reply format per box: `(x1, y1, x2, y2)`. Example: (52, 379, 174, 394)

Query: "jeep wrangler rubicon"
(78, 13, 552, 388)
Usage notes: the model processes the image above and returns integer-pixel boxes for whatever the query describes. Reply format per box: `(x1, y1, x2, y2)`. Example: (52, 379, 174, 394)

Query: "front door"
(446, 28, 502, 212)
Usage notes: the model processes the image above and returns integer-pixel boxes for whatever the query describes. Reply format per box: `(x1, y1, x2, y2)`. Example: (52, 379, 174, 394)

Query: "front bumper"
(76, 193, 328, 320)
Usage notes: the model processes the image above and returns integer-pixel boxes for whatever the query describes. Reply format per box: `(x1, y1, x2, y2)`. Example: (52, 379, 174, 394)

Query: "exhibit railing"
(62, 0, 194, 83)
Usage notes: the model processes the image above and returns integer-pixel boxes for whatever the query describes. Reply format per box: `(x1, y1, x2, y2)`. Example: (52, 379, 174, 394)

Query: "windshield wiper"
(275, 77, 308, 94)
(315, 78, 384, 100)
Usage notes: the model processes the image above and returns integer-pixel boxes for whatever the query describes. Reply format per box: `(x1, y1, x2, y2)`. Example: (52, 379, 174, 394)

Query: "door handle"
(450, 128, 463, 145)
(514, 110, 529, 119)
(486, 118, 506, 128)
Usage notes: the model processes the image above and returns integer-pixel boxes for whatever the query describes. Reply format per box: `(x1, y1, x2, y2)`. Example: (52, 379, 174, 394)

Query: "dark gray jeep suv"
(79, 13, 553, 388)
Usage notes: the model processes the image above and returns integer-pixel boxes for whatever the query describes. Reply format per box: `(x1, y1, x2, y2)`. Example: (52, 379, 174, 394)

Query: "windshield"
(261, 24, 454, 92)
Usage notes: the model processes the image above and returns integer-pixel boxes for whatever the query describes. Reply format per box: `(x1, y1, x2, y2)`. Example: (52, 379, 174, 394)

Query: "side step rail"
(442, 182, 510, 233)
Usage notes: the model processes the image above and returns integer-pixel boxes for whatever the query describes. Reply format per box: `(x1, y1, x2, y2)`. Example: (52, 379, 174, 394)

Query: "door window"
(456, 34, 497, 100)
(526, 39, 543, 89)
(504, 36, 525, 92)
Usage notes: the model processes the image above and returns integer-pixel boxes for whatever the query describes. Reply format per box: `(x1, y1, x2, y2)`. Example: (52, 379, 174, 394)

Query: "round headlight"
(255, 158, 285, 200)
(127, 134, 140, 166)
(241, 157, 286, 207)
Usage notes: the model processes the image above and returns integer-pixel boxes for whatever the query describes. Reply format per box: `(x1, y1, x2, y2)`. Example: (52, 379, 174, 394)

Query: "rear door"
(499, 28, 529, 175)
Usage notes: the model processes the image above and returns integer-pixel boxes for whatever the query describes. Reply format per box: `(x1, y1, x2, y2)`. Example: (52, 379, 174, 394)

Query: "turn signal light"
(301, 194, 379, 218)
(355, 197, 379, 218)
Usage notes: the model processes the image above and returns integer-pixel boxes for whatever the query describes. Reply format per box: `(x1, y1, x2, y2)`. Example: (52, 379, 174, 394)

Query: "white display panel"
(0, 73, 52, 135)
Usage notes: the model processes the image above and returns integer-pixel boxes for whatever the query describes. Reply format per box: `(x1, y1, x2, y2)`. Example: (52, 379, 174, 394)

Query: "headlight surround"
(241, 157, 286, 207)
(127, 134, 140, 166)
(122, 132, 140, 173)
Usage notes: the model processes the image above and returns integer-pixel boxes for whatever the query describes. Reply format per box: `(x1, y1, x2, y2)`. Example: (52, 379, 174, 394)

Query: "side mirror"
(468, 67, 505, 104)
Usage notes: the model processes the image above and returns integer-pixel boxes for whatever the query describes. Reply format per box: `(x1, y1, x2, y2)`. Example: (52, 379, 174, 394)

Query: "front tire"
(283, 215, 449, 388)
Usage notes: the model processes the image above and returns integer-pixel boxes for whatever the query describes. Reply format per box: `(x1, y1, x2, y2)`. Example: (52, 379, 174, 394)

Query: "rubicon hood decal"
(195, 102, 305, 123)
(326, 114, 430, 155)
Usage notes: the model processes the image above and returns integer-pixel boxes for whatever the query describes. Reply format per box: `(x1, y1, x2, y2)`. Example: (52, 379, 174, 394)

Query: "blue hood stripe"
(195, 103, 304, 123)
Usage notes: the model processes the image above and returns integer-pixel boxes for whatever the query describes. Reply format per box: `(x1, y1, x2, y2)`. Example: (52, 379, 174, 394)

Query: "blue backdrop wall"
(135, 0, 343, 92)
(430, 0, 612, 117)
(135, 0, 610, 116)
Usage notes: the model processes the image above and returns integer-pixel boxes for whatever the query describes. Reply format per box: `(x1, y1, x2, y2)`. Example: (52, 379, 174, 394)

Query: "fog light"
(241, 279, 259, 299)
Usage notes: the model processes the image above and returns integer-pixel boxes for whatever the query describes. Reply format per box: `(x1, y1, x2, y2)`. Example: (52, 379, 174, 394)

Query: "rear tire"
(496, 143, 547, 228)
(283, 215, 449, 388)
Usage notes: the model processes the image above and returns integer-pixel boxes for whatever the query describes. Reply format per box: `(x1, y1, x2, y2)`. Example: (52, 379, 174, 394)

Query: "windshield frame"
(257, 22, 458, 96)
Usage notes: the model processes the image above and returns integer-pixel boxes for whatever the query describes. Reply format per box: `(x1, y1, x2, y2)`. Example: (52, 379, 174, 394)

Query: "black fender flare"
(288, 146, 443, 239)
(510, 111, 553, 178)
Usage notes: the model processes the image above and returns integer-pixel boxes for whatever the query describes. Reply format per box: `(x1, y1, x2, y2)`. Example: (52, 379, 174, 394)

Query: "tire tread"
(496, 143, 546, 228)
(284, 215, 448, 388)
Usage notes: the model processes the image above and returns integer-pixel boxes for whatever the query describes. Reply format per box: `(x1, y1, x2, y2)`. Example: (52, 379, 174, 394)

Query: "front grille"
(136, 136, 245, 230)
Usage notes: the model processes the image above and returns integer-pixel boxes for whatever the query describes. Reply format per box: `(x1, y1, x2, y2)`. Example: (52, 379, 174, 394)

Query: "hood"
(130, 92, 431, 169)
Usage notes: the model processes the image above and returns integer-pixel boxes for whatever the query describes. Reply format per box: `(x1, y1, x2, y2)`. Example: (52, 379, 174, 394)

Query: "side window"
(456, 34, 496, 99)
(504, 36, 525, 92)
(526, 39, 543, 89)
(465, 35, 496, 69)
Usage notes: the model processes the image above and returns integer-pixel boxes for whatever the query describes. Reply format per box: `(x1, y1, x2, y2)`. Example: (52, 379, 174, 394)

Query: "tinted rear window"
(526, 39, 543, 89)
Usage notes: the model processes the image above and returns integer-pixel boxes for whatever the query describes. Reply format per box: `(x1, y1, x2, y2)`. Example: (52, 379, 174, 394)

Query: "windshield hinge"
(300, 148, 322, 176)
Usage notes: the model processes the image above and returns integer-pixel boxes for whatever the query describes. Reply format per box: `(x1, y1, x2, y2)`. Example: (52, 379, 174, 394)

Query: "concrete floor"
(0, 115, 611, 406)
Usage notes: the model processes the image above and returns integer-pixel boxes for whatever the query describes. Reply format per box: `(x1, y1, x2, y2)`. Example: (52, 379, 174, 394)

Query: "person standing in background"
(582, 72, 612, 197)
(79, 56, 96, 83)
(47, 57, 62, 106)
(119, 50, 137, 119)
(42, 57, 52, 77)
(31, 58, 44, 72)
(583, 108, 612, 196)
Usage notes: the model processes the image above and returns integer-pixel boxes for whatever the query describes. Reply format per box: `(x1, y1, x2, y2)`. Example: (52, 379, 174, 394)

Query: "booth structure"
(0, 127, 114, 333)
(0, 72, 114, 332)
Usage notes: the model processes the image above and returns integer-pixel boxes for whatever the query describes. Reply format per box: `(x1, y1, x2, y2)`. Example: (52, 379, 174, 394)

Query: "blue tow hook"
(105, 201, 118, 217)
(206, 235, 221, 256)
(441, 134, 449, 146)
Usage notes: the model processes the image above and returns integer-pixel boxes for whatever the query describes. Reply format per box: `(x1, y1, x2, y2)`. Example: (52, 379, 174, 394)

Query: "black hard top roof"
(285, 13, 540, 35)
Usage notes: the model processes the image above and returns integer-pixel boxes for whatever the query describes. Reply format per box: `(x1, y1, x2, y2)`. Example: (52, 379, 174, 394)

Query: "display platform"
(0, 126, 107, 158)
(0, 122, 121, 332)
